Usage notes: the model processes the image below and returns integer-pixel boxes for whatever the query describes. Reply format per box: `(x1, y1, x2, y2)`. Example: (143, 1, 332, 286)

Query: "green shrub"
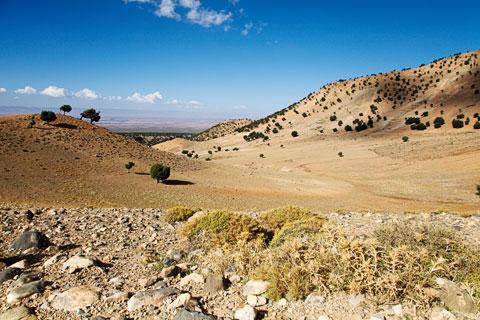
(291, 131, 298, 137)
(164, 206, 195, 223)
(338, 151, 343, 157)
(180, 210, 267, 246)
(402, 136, 409, 142)
(474, 122, 480, 129)
(150, 164, 170, 183)
(433, 117, 445, 128)
(59, 104, 72, 115)
(345, 125, 353, 132)
(452, 119, 464, 128)
(182, 150, 189, 154)
(330, 115, 337, 121)
(40, 110, 56, 124)
(125, 161, 135, 173)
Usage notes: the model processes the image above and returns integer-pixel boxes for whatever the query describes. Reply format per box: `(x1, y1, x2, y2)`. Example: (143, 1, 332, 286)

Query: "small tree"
(80, 108, 101, 123)
(402, 136, 409, 142)
(60, 104, 72, 115)
(150, 164, 170, 183)
(40, 110, 56, 124)
(477, 185, 480, 196)
(291, 131, 298, 137)
(125, 161, 135, 173)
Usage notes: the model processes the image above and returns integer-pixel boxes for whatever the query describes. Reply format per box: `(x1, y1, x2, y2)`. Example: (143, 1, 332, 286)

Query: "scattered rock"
(43, 253, 63, 267)
(138, 275, 158, 288)
(127, 287, 181, 311)
(430, 307, 457, 320)
(161, 265, 181, 278)
(348, 294, 365, 307)
(6, 280, 49, 304)
(51, 286, 99, 312)
(9, 260, 29, 269)
(305, 294, 325, 305)
(435, 278, 476, 313)
(234, 305, 257, 320)
(317, 316, 332, 320)
(241, 280, 269, 296)
(180, 273, 205, 287)
(0, 268, 22, 284)
(370, 314, 385, 320)
(203, 274, 226, 294)
(168, 293, 192, 311)
(104, 292, 129, 304)
(173, 308, 214, 320)
(109, 276, 125, 288)
(9, 231, 50, 251)
(62, 255, 97, 273)
(392, 304, 403, 316)
(0, 306, 37, 320)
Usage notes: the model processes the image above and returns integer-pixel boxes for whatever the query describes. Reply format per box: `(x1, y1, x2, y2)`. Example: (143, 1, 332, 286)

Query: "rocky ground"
(1, 204, 480, 320)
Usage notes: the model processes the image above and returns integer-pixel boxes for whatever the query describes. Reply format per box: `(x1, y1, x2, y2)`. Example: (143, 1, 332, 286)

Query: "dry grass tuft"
(259, 206, 316, 232)
(179, 210, 267, 247)
(164, 206, 195, 224)
(269, 216, 328, 247)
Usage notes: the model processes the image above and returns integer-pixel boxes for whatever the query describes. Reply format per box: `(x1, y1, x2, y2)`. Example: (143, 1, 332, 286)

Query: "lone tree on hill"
(125, 161, 135, 173)
(40, 110, 56, 124)
(150, 164, 170, 183)
(80, 108, 101, 123)
(60, 104, 72, 115)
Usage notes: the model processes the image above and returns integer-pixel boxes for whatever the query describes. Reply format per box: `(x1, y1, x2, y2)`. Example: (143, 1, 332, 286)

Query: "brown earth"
(1, 51, 480, 214)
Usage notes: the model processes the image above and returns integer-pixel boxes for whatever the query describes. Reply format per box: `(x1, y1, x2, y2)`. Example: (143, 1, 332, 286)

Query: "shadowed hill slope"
(192, 119, 253, 141)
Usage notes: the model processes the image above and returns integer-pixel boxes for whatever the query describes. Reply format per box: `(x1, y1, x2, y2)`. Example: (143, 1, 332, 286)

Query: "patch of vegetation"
(474, 122, 480, 130)
(59, 104, 72, 115)
(433, 117, 445, 128)
(243, 131, 269, 142)
(338, 151, 343, 157)
(40, 110, 56, 124)
(125, 161, 135, 173)
(150, 164, 170, 183)
(345, 125, 353, 132)
(80, 108, 101, 124)
(452, 119, 464, 128)
(291, 131, 298, 137)
(402, 136, 409, 142)
(260, 206, 315, 232)
(269, 216, 328, 248)
(180, 210, 267, 246)
(405, 117, 421, 125)
(164, 206, 195, 224)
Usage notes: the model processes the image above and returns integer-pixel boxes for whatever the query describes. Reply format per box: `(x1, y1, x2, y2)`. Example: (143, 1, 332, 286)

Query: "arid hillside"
(192, 119, 253, 141)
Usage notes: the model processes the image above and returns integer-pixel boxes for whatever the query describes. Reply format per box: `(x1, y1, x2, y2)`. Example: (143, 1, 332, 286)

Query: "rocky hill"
(230, 50, 480, 141)
(192, 120, 253, 141)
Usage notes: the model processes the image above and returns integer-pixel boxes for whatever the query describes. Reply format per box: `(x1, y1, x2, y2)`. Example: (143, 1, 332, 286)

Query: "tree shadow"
(53, 123, 77, 129)
(163, 180, 195, 186)
(135, 172, 150, 176)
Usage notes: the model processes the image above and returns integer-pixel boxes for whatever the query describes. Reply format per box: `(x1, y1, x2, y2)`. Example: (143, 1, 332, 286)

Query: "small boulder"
(179, 273, 205, 287)
(161, 265, 181, 278)
(0, 268, 22, 284)
(127, 287, 180, 311)
(9, 260, 29, 269)
(51, 286, 99, 312)
(430, 307, 457, 320)
(168, 293, 192, 311)
(7, 280, 49, 304)
(62, 255, 97, 273)
(9, 231, 50, 251)
(173, 308, 214, 320)
(203, 275, 226, 294)
(435, 278, 476, 314)
(234, 305, 257, 320)
(0, 306, 37, 320)
(241, 280, 269, 296)
(104, 292, 129, 304)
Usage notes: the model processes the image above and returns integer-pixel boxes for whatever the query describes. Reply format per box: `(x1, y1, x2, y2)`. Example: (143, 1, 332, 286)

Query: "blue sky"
(1, 0, 480, 129)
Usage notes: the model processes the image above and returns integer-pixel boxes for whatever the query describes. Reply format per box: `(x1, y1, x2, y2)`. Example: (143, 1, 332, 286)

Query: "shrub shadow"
(163, 180, 195, 186)
(53, 123, 77, 129)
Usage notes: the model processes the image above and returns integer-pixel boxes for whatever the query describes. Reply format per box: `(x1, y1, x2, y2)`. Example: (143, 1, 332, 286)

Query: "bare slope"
(192, 119, 253, 141)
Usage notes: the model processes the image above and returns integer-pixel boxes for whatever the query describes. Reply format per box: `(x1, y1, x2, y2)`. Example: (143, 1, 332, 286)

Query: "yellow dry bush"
(164, 206, 195, 224)
(179, 210, 267, 247)
(269, 216, 328, 247)
(260, 206, 315, 232)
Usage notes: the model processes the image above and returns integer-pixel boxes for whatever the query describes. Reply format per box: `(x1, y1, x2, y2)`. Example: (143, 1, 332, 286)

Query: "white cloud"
(229, 0, 239, 4)
(155, 0, 180, 19)
(126, 91, 163, 104)
(186, 7, 231, 27)
(167, 99, 202, 108)
(40, 86, 66, 97)
(73, 88, 100, 100)
(106, 96, 123, 101)
(167, 99, 180, 105)
(234, 105, 247, 110)
(134, 0, 231, 28)
(0, 88, 6, 93)
(188, 100, 201, 105)
(15, 86, 37, 95)
(241, 21, 253, 36)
